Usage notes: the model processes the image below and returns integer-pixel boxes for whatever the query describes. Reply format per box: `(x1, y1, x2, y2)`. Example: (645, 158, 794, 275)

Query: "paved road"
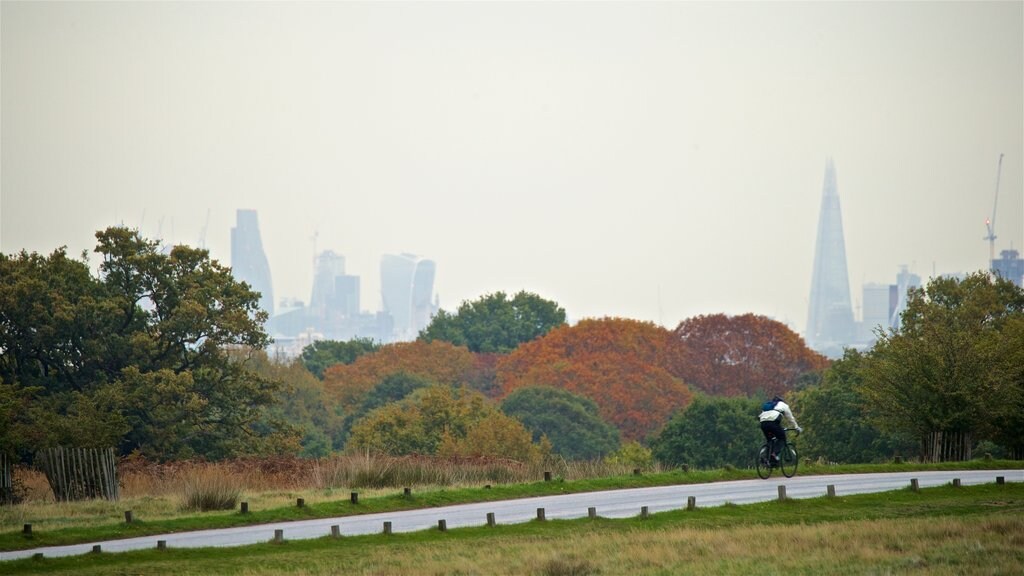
(2, 469, 1019, 562)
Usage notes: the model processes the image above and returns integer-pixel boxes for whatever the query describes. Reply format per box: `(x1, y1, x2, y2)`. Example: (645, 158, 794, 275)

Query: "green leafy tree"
(338, 372, 437, 446)
(0, 227, 296, 461)
(860, 272, 1024, 461)
(250, 353, 343, 457)
(793, 350, 914, 463)
(501, 386, 620, 460)
(419, 291, 566, 353)
(346, 384, 544, 461)
(300, 338, 380, 379)
(650, 395, 763, 469)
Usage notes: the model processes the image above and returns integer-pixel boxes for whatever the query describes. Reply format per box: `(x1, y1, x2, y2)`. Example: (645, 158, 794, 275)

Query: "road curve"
(2, 469, 1019, 562)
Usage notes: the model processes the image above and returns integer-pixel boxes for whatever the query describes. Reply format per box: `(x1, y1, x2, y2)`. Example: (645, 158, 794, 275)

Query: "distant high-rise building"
(859, 283, 891, 342)
(310, 250, 346, 321)
(380, 253, 437, 340)
(992, 249, 1024, 288)
(806, 159, 855, 356)
(231, 209, 274, 317)
(889, 265, 921, 331)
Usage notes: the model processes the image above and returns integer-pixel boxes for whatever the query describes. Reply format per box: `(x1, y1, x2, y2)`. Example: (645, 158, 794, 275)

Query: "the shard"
(231, 209, 275, 317)
(806, 158, 854, 356)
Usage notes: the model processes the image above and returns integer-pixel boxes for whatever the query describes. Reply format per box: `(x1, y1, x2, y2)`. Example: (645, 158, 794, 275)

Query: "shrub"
(179, 467, 242, 511)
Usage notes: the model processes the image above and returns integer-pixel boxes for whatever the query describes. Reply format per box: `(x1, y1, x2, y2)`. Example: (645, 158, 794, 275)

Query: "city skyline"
(2, 2, 1022, 334)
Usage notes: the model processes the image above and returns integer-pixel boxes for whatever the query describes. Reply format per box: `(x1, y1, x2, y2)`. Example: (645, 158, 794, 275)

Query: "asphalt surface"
(2, 469, 1019, 562)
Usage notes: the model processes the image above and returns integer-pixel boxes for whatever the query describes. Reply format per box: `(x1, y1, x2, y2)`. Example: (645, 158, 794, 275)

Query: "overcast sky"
(2, 1, 1022, 335)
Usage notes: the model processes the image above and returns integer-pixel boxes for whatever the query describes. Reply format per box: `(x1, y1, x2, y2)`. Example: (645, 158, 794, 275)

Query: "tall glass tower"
(806, 159, 854, 356)
(380, 253, 436, 340)
(231, 209, 274, 317)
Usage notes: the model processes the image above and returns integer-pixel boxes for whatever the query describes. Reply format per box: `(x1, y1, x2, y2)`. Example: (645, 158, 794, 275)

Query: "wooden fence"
(1, 452, 12, 504)
(36, 447, 119, 501)
(924, 431, 972, 463)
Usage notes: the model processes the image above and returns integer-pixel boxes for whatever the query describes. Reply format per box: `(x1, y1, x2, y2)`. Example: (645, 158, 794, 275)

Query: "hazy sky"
(2, 1, 1022, 335)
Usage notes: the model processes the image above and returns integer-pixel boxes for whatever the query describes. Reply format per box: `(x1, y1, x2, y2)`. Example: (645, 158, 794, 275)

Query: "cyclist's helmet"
(772, 395, 783, 403)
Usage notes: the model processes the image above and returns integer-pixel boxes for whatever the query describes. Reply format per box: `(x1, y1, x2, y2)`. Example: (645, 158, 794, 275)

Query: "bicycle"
(756, 428, 800, 479)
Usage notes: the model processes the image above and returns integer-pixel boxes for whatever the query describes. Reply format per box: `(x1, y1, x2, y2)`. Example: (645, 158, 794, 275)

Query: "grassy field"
(3, 459, 1021, 552)
(2, 482, 1021, 575)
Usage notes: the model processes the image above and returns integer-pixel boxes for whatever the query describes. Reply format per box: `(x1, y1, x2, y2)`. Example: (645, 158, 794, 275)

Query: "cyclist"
(758, 395, 802, 463)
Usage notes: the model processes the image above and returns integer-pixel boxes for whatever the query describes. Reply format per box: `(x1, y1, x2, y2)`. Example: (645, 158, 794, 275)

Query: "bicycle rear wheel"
(781, 443, 798, 478)
(756, 445, 772, 479)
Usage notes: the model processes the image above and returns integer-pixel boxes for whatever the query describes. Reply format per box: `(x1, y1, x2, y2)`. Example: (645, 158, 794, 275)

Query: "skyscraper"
(310, 250, 346, 321)
(806, 159, 854, 356)
(230, 209, 274, 317)
(380, 253, 436, 340)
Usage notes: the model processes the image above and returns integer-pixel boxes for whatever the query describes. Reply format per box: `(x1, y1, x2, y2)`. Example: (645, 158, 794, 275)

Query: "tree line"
(2, 229, 1022, 470)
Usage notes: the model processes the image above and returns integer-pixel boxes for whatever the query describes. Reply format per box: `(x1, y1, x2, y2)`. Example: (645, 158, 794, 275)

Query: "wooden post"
(486, 512, 496, 527)
(383, 521, 392, 535)
(438, 519, 447, 532)
(681, 464, 690, 473)
(588, 507, 597, 519)
(331, 525, 341, 538)
(296, 498, 305, 508)
(157, 540, 167, 550)
(484, 484, 491, 490)
(241, 502, 249, 514)
(32, 553, 43, 561)
(633, 468, 641, 476)
(953, 478, 961, 488)
(350, 492, 359, 504)
(827, 485, 836, 498)
(687, 496, 696, 511)
(544, 471, 551, 482)
(778, 485, 787, 501)
(92, 545, 102, 554)
(536, 508, 546, 521)
(274, 529, 284, 543)
(404, 487, 412, 498)
(640, 506, 649, 518)
(910, 478, 920, 492)
(997, 476, 1005, 485)
(124, 510, 133, 524)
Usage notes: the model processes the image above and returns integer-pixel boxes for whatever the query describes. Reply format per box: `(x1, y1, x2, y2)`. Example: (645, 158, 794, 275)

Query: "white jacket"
(759, 400, 799, 429)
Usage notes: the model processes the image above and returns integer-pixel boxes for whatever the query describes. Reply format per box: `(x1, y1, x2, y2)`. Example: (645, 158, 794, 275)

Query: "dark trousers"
(760, 419, 786, 455)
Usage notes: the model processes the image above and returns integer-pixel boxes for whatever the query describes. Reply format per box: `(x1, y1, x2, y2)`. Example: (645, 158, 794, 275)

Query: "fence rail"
(36, 447, 119, 501)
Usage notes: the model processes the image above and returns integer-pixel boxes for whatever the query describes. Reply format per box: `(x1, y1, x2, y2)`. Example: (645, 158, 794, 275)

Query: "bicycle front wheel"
(781, 444, 798, 478)
(756, 445, 772, 479)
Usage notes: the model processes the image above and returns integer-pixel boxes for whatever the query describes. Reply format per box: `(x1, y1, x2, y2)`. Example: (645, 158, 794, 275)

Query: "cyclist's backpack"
(761, 399, 778, 412)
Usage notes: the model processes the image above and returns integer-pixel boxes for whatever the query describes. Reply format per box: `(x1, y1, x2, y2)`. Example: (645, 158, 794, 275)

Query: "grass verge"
(2, 482, 1021, 575)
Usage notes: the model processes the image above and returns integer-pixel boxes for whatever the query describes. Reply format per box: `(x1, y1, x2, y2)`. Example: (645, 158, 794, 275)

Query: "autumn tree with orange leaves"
(496, 318, 691, 442)
(322, 340, 475, 415)
(666, 313, 828, 398)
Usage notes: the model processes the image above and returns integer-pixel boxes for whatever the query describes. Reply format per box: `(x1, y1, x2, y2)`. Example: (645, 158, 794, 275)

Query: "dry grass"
(1, 454, 662, 533)
(227, 514, 1024, 575)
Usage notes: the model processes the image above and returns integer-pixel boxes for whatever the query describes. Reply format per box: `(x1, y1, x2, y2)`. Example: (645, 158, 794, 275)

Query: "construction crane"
(984, 153, 1004, 264)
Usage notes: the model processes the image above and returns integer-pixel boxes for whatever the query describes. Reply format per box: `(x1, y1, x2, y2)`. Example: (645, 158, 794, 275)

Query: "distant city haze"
(2, 2, 1022, 334)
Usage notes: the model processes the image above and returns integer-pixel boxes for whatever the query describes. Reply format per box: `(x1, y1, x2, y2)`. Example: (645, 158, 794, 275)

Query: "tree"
(666, 313, 829, 397)
(300, 338, 380, 379)
(792, 350, 914, 463)
(496, 318, 692, 442)
(650, 395, 763, 469)
(860, 273, 1024, 461)
(248, 353, 343, 457)
(501, 386, 620, 460)
(0, 227, 296, 461)
(419, 291, 566, 353)
(346, 384, 544, 461)
(322, 340, 475, 415)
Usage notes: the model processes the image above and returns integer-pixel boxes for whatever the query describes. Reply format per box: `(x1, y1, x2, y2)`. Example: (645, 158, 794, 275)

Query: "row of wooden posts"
(23, 476, 1009, 559)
